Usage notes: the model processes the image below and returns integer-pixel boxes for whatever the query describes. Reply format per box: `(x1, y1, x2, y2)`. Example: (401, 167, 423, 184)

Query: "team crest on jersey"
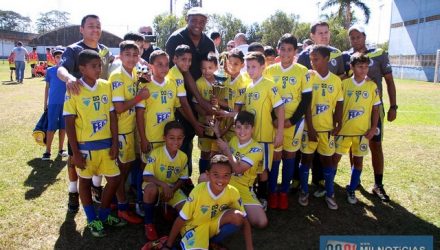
(151, 92, 159, 99)
(347, 90, 353, 97)
(316, 104, 329, 114)
(249, 92, 260, 100)
(327, 85, 334, 93)
(90, 116, 108, 135)
(82, 97, 91, 106)
(273, 76, 280, 83)
(360, 143, 368, 151)
(201, 205, 209, 214)
(362, 91, 369, 99)
(176, 79, 184, 86)
(101, 95, 108, 104)
(330, 58, 337, 66)
(167, 90, 173, 99)
(249, 147, 262, 153)
(112, 81, 123, 90)
(313, 84, 320, 91)
(160, 164, 166, 172)
(292, 139, 299, 146)
(369, 59, 374, 67)
(271, 87, 278, 95)
(329, 139, 335, 148)
(238, 88, 246, 96)
(156, 112, 171, 124)
(289, 77, 297, 85)
(305, 73, 310, 82)
(348, 109, 364, 119)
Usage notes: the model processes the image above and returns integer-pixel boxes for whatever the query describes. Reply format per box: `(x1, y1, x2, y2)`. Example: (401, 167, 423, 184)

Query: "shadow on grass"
(52, 183, 440, 250)
(24, 155, 66, 200)
(2, 80, 19, 85)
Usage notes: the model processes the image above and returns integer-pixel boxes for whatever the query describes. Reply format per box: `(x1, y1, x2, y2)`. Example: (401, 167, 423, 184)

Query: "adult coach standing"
(57, 14, 113, 212)
(11, 41, 28, 84)
(343, 25, 397, 202)
(165, 7, 215, 176)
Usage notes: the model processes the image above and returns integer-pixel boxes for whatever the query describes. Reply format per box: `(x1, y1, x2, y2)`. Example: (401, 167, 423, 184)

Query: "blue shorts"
(47, 104, 65, 131)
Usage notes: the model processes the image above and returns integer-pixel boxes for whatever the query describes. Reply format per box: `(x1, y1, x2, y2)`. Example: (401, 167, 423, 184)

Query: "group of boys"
(41, 11, 396, 249)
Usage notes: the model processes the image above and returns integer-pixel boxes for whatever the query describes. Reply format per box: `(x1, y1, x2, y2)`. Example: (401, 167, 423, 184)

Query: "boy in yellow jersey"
(298, 45, 343, 210)
(265, 34, 312, 210)
(64, 50, 126, 237)
(8, 52, 15, 82)
(216, 111, 267, 229)
(162, 154, 253, 250)
(192, 53, 227, 175)
(109, 41, 150, 224)
(333, 53, 380, 205)
(142, 121, 189, 242)
(238, 51, 285, 209)
(166, 44, 204, 176)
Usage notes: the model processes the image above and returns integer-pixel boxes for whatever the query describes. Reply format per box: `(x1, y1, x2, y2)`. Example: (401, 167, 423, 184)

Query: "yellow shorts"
(198, 137, 218, 153)
(260, 142, 274, 171)
(180, 210, 227, 250)
(142, 182, 187, 208)
(76, 148, 120, 179)
(300, 131, 335, 156)
(274, 118, 305, 153)
(335, 135, 369, 157)
(233, 184, 260, 206)
(118, 132, 136, 163)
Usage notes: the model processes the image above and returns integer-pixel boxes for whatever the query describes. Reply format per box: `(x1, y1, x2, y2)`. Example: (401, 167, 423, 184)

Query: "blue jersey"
(45, 66, 67, 105)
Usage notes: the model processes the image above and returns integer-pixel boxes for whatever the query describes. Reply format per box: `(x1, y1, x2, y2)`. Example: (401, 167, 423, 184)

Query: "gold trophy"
(205, 57, 228, 138)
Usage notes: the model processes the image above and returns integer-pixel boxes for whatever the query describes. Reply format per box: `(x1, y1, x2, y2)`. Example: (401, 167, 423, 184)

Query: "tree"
(153, 13, 186, 49)
(292, 22, 311, 44)
(327, 15, 351, 51)
(260, 10, 298, 48)
(246, 22, 262, 45)
(0, 10, 31, 32)
(36, 10, 70, 34)
(321, 0, 370, 29)
(207, 13, 246, 51)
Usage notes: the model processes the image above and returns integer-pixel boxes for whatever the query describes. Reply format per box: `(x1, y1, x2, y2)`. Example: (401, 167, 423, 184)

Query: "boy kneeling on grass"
(64, 50, 126, 237)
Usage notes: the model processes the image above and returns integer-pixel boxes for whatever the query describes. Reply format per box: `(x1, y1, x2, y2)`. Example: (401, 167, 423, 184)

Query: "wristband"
(134, 95, 143, 103)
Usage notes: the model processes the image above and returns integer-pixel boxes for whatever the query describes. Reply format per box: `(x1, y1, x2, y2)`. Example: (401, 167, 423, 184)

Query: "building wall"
(389, 0, 440, 82)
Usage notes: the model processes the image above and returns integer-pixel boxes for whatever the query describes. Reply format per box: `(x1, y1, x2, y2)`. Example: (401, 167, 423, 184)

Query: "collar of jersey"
(250, 76, 263, 86)
(203, 77, 215, 87)
(163, 146, 177, 161)
(207, 181, 226, 200)
(238, 138, 253, 149)
(280, 62, 295, 72)
(152, 77, 165, 87)
(315, 71, 331, 81)
(230, 73, 242, 85)
(351, 76, 366, 86)
(121, 66, 135, 80)
(79, 78, 98, 91)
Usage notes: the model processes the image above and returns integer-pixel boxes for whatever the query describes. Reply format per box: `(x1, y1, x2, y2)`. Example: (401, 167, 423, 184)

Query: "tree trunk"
(345, 3, 352, 29)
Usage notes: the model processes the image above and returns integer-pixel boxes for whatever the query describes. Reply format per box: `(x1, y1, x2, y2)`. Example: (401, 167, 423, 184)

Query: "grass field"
(0, 61, 439, 249)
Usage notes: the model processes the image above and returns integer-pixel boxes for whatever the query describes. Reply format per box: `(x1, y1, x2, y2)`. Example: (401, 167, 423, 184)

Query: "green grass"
(0, 62, 439, 249)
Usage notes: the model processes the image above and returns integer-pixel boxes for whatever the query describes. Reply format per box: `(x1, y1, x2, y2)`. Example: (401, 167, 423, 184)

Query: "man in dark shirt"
(138, 26, 160, 63)
(165, 7, 215, 177)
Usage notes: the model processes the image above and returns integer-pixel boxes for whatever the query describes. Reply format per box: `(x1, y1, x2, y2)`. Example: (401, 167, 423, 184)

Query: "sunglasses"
(227, 45, 234, 48)
(210, 154, 229, 164)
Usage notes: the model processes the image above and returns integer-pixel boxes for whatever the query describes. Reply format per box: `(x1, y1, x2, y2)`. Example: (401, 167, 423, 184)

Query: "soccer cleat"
(145, 223, 158, 241)
(259, 198, 268, 211)
(42, 152, 51, 161)
(346, 185, 358, 204)
(298, 191, 309, 206)
(136, 203, 145, 217)
(372, 185, 390, 202)
(313, 186, 326, 198)
(91, 185, 103, 204)
(103, 214, 127, 227)
(58, 150, 68, 157)
(268, 193, 278, 209)
(141, 236, 169, 250)
(278, 192, 289, 210)
(325, 195, 338, 210)
(118, 210, 142, 224)
(67, 192, 79, 213)
(88, 220, 106, 237)
(290, 180, 300, 193)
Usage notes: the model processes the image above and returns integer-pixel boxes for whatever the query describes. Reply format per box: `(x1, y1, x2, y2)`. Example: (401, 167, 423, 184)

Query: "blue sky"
(1, 0, 392, 44)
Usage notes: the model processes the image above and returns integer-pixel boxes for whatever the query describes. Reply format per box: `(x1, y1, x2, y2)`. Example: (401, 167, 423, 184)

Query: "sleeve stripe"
(241, 157, 253, 166)
(142, 171, 154, 176)
(273, 100, 284, 108)
(179, 211, 188, 221)
(374, 101, 382, 105)
(112, 97, 124, 102)
(302, 88, 312, 93)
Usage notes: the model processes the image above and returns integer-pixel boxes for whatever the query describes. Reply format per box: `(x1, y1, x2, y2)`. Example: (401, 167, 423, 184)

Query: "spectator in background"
(29, 47, 38, 77)
(11, 41, 28, 84)
(302, 39, 314, 51)
(139, 26, 160, 63)
(226, 40, 235, 51)
(234, 33, 249, 55)
(210, 31, 221, 57)
(264, 46, 277, 66)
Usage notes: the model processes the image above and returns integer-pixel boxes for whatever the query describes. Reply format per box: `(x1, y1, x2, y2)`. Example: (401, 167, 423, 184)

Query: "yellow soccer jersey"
(308, 72, 343, 132)
(109, 66, 138, 134)
(143, 146, 189, 185)
(193, 77, 215, 124)
(339, 77, 381, 136)
(179, 182, 245, 232)
(241, 77, 283, 143)
(225, 73, 251, 109)
(166, 65, 187, 98)
(63, 79, 114, 143)
(228, 136, 264, 188)
(266, 63, 312, 137)
(136, 78, 181, 143)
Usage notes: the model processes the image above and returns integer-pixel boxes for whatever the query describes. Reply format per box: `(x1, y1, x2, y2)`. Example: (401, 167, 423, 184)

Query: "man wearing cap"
(343, 25, 397, 202)
(165, 7, 215, 178)
(138, 26, 160, 63)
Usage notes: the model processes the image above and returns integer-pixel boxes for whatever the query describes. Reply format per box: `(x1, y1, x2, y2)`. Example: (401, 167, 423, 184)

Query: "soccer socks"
(98, 207, 111, 222)
(280, 158, 295, 193)
(68, 181, 78, 193)
(299, 164, 310, 193)
(349, 167, 362, 191)
(199, 158, 210, 174)
(83, 204, 97, 223)
(118, 201, 129, 212)
(269, 160, 281, 193)
(374, 174, 383, 186)
(323, 167, 336, 197)
(210, 224, 240, 243)
(143, 203, 154, 224)
(92, 175, 102, 187)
